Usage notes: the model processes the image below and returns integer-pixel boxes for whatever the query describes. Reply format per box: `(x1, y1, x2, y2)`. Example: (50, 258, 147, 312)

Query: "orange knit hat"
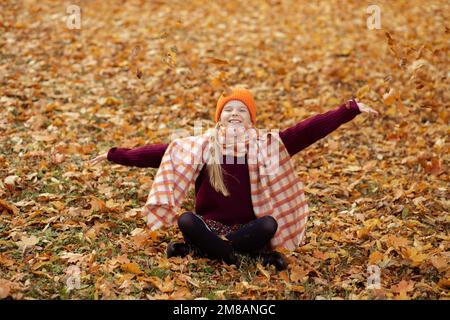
(215, 88, 257, 124)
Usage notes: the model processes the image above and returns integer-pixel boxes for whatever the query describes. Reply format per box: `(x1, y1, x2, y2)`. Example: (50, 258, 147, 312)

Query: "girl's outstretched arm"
(90, 144, 168, 168)
(279, 99, 377, 157)
(107, 144, 168, 168)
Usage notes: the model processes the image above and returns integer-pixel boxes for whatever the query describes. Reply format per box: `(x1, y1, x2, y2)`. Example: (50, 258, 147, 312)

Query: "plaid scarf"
(143, 127, 309, 251)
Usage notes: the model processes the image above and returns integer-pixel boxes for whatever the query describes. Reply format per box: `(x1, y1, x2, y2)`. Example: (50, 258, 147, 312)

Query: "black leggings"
(177, 212, 277, 262)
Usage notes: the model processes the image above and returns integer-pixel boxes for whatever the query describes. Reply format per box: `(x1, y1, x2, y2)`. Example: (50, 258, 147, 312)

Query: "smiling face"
(219, 100, 252, 128)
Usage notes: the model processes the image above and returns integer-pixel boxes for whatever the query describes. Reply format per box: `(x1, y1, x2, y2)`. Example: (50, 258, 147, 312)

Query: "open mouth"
(229, 119, 242, 123)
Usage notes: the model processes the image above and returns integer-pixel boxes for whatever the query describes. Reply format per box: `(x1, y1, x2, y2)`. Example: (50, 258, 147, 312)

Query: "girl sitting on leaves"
(90, 88, 379, 271)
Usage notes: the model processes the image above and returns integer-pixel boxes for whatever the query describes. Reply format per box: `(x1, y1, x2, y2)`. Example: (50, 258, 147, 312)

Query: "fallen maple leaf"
(121, 262, 144, 275)
(400, 247, 428, 267)
(391, 279, 415, 299)
(290, 265, 308, 283)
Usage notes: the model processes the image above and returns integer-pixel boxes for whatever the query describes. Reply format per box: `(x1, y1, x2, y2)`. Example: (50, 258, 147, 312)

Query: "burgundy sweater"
(107, 100, 361, 226)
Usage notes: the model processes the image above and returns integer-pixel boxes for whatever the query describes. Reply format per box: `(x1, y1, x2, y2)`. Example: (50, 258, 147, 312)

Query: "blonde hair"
(207, 123, 230, 197)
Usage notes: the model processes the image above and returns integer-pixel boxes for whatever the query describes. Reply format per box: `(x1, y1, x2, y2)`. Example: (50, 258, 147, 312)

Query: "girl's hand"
(356, 101, 380, 116)
(89, 152, 108, 166)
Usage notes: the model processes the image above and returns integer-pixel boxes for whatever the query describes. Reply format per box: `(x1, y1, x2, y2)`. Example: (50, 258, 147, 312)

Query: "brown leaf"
(0, 199, 19, 215)
(208, 57, 229, 65)
(429, 255, 448, 272)
(136, 68, 143, 79)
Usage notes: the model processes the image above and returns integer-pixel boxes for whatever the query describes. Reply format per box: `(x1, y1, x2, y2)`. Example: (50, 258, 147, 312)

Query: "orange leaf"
(437, 278, 450, 289)
(368, 251, 384, 265)
(391, 279, 415, 294)
(278, 270, 290, 283)
(356, 227, 371, 239)
(90, 197, 106, 213)
(121, 262, 144, 275)
(382, 88, 398, 106)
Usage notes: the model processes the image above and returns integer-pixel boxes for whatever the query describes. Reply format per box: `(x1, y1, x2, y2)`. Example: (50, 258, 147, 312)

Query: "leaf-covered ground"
(0, 0, 448, 300)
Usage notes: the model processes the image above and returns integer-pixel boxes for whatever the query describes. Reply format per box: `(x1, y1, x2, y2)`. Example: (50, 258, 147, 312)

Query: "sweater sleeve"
(106, 143, 169, 168)
(279, 99, 361, 157)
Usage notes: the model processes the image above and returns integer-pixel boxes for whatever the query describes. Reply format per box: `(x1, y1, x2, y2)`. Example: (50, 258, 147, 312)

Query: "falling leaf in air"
(383, 88, 398, 106)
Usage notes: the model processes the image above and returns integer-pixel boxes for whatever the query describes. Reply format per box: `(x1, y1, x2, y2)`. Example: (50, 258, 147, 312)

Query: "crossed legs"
(174, 212, 278, 264)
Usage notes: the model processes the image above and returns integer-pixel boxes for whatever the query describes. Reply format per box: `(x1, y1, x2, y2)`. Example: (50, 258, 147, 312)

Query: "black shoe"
(167, 242, 191, 258)
(223, 251, 238, 265)
(261, 251, 288, 271)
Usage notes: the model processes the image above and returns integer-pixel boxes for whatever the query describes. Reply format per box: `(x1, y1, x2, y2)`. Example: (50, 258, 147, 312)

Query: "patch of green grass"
(40, 182, 59, 194)
(201, 265, 215, 274)
(147, 267, 169, 279)
(204, 291, 217, 300)
(58, 286, 70, 300)
(11, 250, 23, 260)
